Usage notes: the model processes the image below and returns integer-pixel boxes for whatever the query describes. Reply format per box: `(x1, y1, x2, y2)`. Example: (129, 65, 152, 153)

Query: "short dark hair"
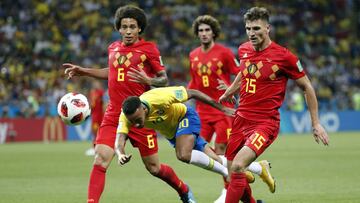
(244, 7, 270, 23)
(114, 5, 147, 34)
(192, 15, 221, 40)
(122, 96, 141, 115)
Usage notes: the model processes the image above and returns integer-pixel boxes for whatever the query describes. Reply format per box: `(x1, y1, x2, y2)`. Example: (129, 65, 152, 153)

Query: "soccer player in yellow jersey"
(115, 86, 234, 193)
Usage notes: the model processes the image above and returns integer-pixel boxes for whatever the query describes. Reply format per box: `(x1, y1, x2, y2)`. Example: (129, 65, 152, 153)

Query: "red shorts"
(199, 114, 232, 144)
(96, 114, 158, 157)
(225, 116, 279, 161)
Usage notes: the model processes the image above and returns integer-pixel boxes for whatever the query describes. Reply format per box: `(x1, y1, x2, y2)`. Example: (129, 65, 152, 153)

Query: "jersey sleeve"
(283, 50, 306, 80)
(116, 112, 131, 134)
(187, 54, 197, 89)
(146, 44, 165, 73)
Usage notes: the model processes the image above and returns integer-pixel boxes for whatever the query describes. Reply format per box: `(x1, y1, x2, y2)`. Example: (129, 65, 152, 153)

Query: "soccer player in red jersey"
(189, 15, 238, 156)
(85, 80, 105, 156)
(189, 15, 274, 203)
(64, 5, 194, 203)
(219, 7, 330, 203)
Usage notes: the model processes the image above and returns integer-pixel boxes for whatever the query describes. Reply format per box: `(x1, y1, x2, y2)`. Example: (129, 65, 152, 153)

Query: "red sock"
(241, 184, 255, 203)
(154, 164, 188, 195)
(87, 165, 107, 203)
(225, 173, 255, 203)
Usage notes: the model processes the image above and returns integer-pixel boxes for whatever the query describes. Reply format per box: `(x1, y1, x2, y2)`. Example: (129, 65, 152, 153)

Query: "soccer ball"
(57, 92, 91, 125)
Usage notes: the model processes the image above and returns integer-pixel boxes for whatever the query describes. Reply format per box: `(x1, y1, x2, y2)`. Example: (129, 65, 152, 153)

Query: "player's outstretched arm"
(295, 75, 329, 146)
(187, 88, 235, 116)
(114, 133, 132, 165)
(219, 72, 241, 103)
(63, 63, 109, 80)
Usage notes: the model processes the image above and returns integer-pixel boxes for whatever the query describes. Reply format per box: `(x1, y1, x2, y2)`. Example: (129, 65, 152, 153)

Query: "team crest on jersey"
(247, 63, 258, 74)
(118, 55, 126, 65)
(200, 64, 208, 74)
(174, 90, 184, 100)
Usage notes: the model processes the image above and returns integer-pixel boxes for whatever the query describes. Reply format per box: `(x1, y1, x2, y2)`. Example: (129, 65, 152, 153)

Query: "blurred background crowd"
(1, 0, 359, 118)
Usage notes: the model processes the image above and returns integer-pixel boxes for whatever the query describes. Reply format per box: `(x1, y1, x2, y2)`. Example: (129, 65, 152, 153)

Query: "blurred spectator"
(288, 87, 305, 112)
(352, 88, 360, 110)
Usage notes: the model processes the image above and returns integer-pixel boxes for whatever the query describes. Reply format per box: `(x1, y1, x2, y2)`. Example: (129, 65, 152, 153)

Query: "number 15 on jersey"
(245, 78, 256, 93)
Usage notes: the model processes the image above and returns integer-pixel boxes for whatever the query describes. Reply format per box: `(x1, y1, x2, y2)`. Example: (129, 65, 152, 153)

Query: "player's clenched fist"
(116, 153, 132, 166)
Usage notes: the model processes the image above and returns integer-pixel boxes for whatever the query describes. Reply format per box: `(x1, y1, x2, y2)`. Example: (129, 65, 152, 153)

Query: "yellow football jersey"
(117, 86, 188, 139)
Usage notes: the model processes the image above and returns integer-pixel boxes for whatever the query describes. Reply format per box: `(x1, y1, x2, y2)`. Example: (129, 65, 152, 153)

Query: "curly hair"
(114, 5, 147, 34)
(122, 96, 141, 115)
(244, 7, 270, 23)
(192, 15, 221, 40)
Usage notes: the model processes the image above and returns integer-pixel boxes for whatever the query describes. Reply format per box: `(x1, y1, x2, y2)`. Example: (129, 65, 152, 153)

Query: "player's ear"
(139, 28, 141, 33)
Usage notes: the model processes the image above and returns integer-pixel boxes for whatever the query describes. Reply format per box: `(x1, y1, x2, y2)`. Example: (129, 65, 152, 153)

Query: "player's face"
(119, 18, 141, 46)
(127, 106, 146, 128)
(197, 23, 214, 45)
(245, 19, 270, 50)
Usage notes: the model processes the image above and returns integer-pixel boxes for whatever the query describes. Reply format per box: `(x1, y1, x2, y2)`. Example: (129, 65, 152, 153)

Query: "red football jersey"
(188, 43, 239, 116)
(106, 38, 165, 117)
(237, 41, 305, 121)
(89, 88, 104, 123)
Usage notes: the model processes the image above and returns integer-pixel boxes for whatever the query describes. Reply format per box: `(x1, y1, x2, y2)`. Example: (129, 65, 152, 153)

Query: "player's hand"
(312, 123, 329, 146)
(63, 63, 85, 79)
(117, 153, 132, 166)
(217, 79, 228, 90)
(222, 107, 236, 117)
(127, 67, 151, 85)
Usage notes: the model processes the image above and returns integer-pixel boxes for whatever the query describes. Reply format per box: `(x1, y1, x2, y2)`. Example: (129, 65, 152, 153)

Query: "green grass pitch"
(0, 132, 359, 203)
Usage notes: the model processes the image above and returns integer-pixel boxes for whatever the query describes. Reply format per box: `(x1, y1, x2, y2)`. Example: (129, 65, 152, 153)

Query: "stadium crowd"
(0, 0, 359, 118)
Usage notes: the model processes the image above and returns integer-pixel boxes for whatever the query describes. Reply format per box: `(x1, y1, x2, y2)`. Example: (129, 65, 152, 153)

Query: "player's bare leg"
(214, 142, 227, 155)
(225, 146, 257, 203)
(88, 144, 115, 203)
(141, 153, 189, 198)
(207, 144, 254, 203)
(203, 144, 225, 166)
(175, 134, 228, 177)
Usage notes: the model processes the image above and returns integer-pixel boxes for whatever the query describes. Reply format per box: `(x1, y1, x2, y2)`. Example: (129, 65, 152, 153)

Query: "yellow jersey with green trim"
(117, 86, 188, 139)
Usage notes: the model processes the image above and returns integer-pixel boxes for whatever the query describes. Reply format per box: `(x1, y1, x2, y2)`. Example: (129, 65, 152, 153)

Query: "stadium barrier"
(0, 111, 359, 143)
(0, 117, 62, 143)
(280, 110, 360, 133)
(43, 117, 65, 142)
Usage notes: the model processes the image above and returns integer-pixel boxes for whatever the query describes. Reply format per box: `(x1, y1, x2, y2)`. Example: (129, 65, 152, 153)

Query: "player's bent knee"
(230, 162, 247, 173)
(93, 152, 112, 168)
(145, 163, 160, 176)
(176, 151, 191, 163)
(215, 144, 226, 155)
